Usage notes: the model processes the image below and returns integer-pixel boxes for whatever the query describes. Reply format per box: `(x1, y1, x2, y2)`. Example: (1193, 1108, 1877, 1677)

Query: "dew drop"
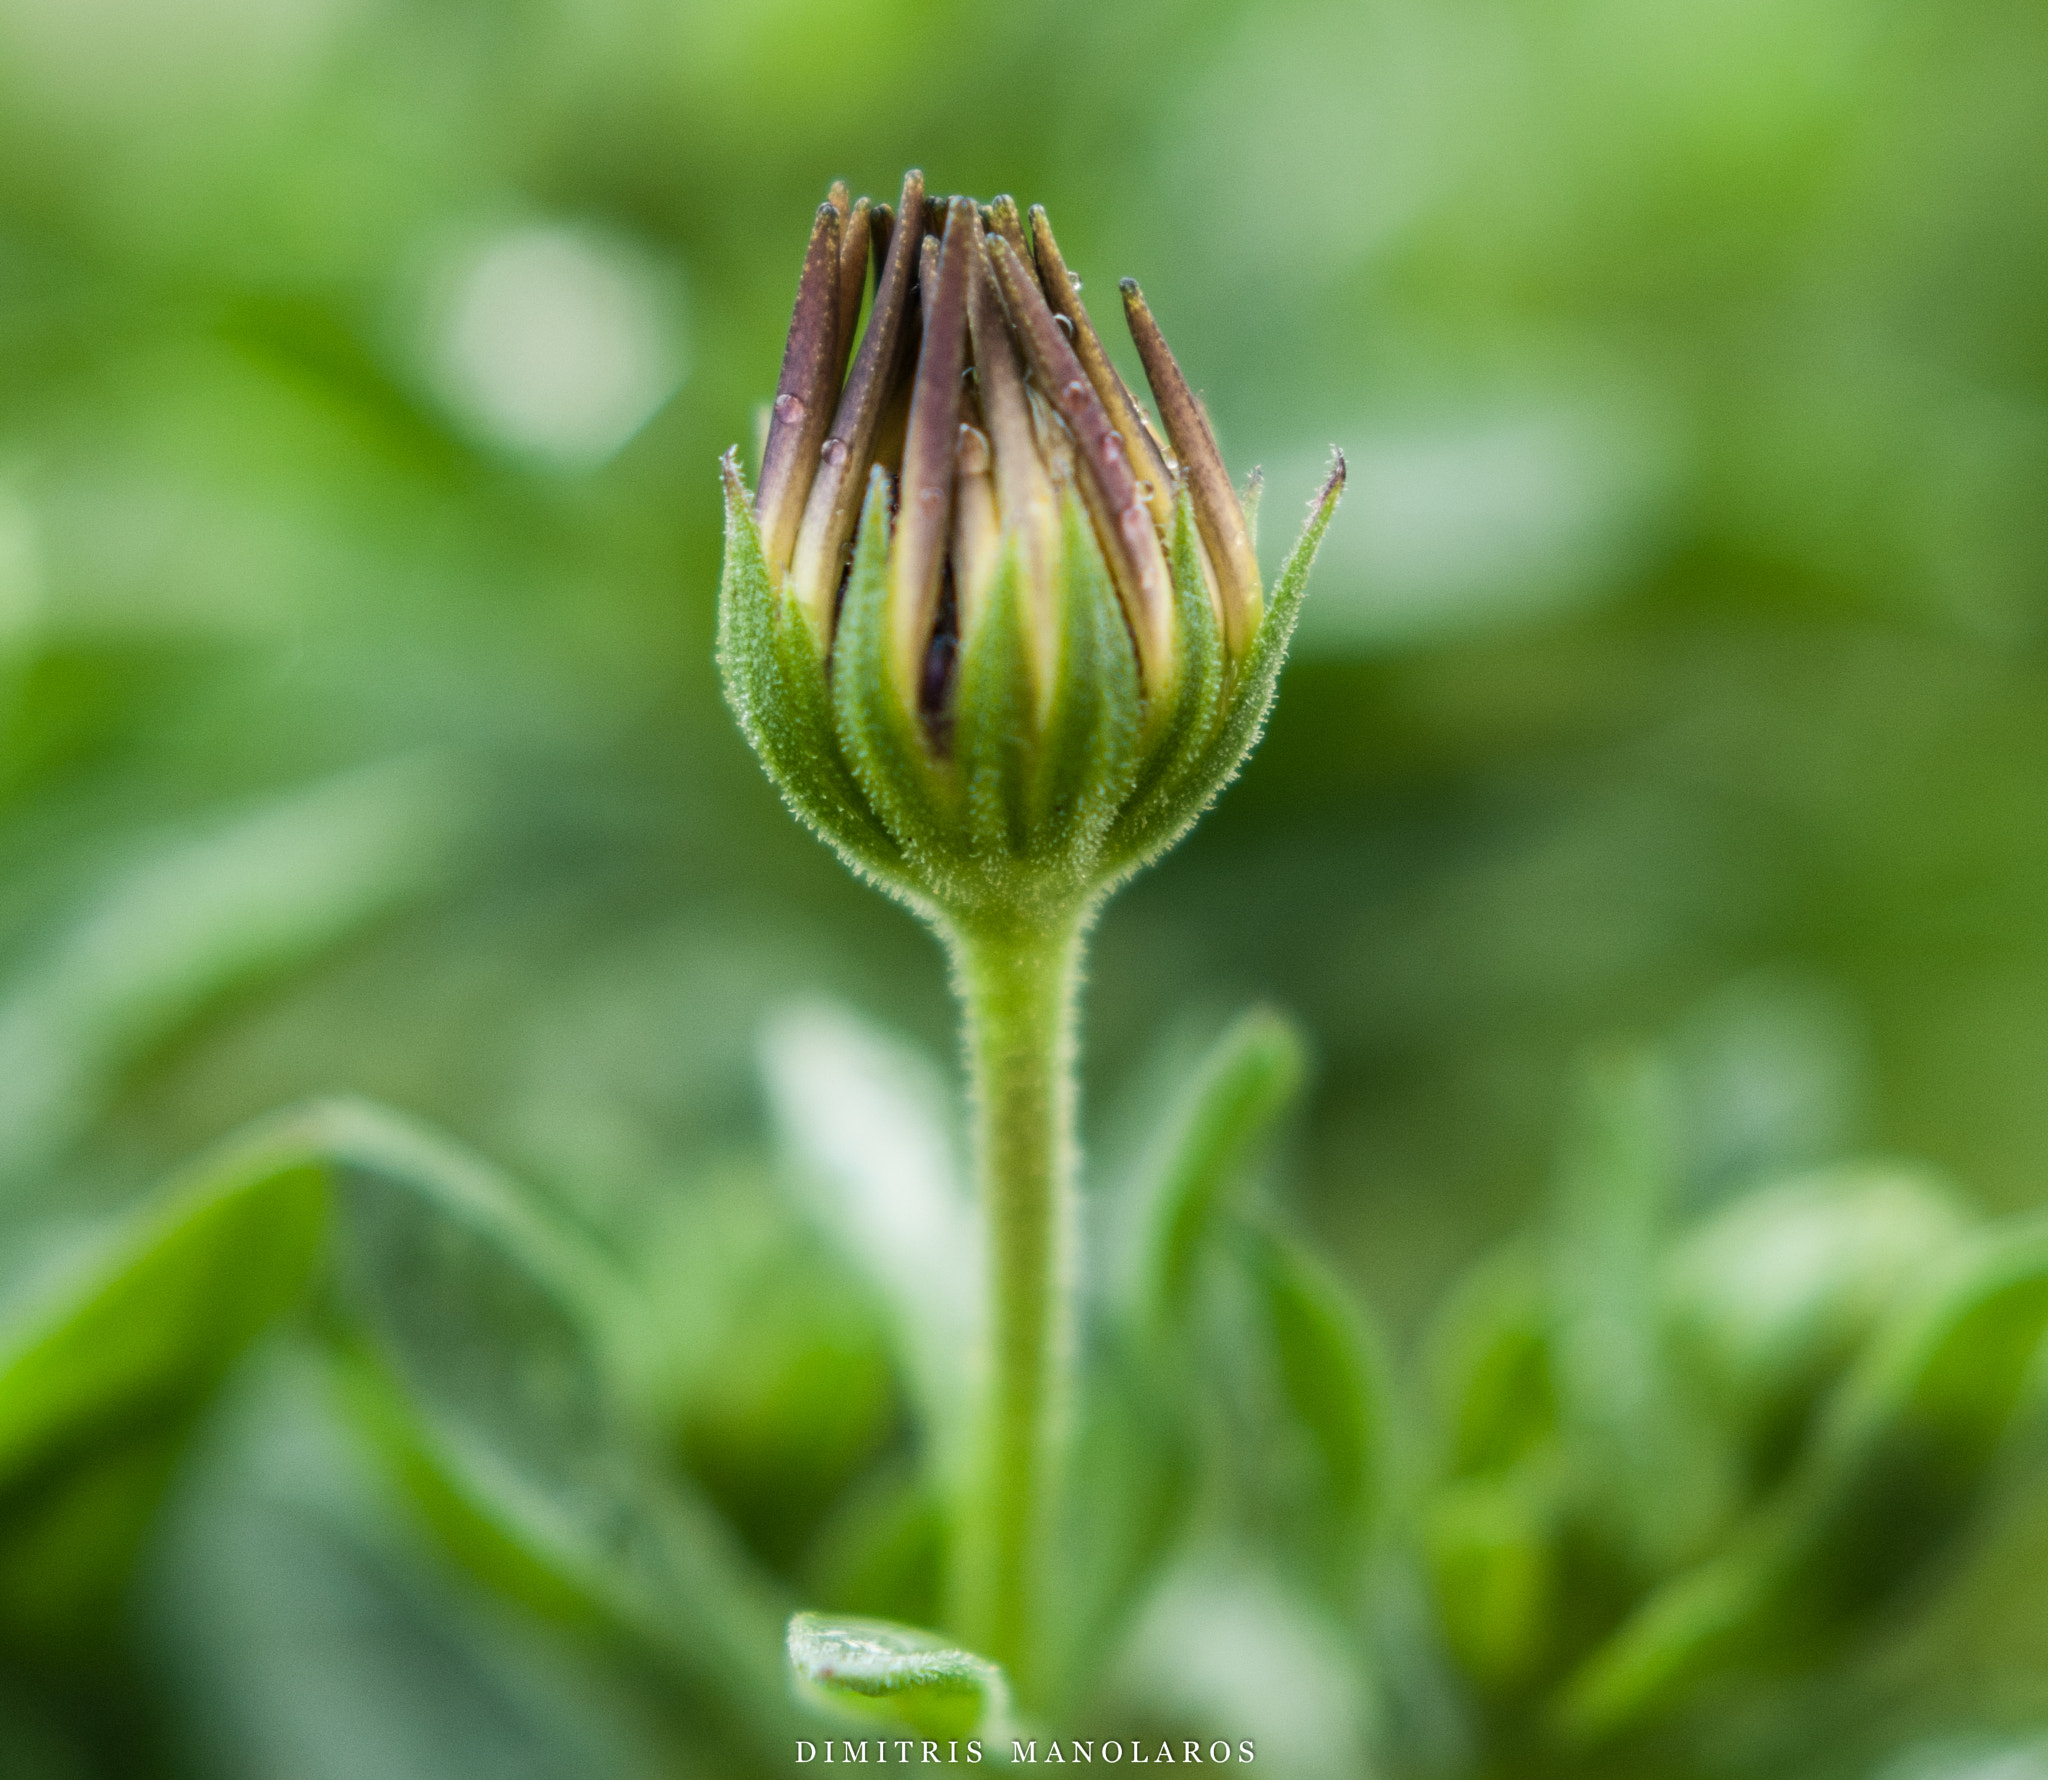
(1134, 479, 1155, 500)
(822, 438, 850, 467)
(917, 486, 945, 511)
(1063, 379, 1088, 400)
(1053, 314, 1075, 339)
(773, 392, 805, 422)
(1067, 272, 1084, 293)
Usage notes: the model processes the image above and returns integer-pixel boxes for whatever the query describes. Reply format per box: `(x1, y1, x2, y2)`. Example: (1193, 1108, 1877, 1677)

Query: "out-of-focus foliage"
(1, 0, 2046, 1774)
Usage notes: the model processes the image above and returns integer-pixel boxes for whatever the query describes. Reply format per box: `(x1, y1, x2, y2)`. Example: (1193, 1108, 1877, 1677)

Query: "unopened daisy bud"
(717, 174, 1345, 928)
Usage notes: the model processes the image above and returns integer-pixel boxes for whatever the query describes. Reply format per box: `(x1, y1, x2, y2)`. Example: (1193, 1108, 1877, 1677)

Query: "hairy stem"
(946, 905, 1090, 1696)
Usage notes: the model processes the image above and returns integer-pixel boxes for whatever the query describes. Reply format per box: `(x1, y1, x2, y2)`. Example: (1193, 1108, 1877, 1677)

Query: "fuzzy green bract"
(787, 1612, 1011, 1742)
(717, 449, 1344, 928)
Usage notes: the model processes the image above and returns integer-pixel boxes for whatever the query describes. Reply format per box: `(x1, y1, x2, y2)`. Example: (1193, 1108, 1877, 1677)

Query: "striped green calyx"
(718, 170, 1344, 930)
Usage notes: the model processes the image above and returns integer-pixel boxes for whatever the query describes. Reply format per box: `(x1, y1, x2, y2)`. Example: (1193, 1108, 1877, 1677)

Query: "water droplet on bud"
(918, 486, 945, 511)
(774, 393, 805, 422)
(1053, 314, 1075, 339)
(822, 438, 850, 467)
(1134, 480, 1155, 500)
(1063, 380, 1088, 400)
(1067, 272, 1084, 293)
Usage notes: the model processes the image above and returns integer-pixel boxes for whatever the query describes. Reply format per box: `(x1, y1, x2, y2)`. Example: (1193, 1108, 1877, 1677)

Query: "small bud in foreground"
(719, 172, 1344, 928)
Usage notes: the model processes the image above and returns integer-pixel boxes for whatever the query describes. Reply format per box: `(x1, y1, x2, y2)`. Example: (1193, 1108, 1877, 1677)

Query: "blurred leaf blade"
(1562, 1215, 2048, 1740)
(785, 1611, 1010, 1742)
(1127, 1006, 1308, 1327)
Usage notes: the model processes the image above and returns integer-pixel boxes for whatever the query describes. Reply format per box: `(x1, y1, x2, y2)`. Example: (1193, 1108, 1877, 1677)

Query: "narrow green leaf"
(1237, 1221, 1385, 1569)
(1549, 1049, 1711, 1567)
(1424, 1244, 1557, 1478)
(1425, 1472, 1559, 1688)
(715, 448, 784, 742)
(1041, 1347, 1194, 1711)
(1127, 1007, 1308, 1326)
(787, 1611, 1011, 1741)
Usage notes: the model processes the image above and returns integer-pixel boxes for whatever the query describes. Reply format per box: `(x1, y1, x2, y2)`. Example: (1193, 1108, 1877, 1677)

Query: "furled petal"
(789, 171, 926, 641)
(952, 420, 1001, 633)
(755, 201, 843, 578)
(890, 198, 976, 708)
(1120, 279, 1263, 658)
(1027, 206, 1175, 537)
(989, 236, 1176, 704)
(834, 195, 873, 375)
(964, 208, 1059, 705)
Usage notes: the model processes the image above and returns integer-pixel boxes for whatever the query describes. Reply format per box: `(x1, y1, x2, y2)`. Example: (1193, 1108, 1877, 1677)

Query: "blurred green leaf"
(1426, 1244, 1557, 1479)
(1424, 1472, 1557, 1689)
(1563, 1216, 2048, 1741)
(1236, 1220, 1385, 1577)
(1665, 1162, 1975, 1479)
(1125, 1006, 1307, 1327)
(0, 1124, 326, 1649)
(298, 1100, 794, 1750)
(785, 1611, 1010, 1743)
(1548, 1049, 1710, 1567)
(147, 1348, 667, 1780)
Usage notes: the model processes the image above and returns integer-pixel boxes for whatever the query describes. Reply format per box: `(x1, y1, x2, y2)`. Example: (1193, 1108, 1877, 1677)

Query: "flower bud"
(719, 172, 1344, 925)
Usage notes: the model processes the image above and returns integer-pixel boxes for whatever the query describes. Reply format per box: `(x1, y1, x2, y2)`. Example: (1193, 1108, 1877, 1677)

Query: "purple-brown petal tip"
(755, 201, 844, 578)
(989, 235, 1177, 699)
(891, 196, 977, 709)
(786, 170, 927, 640)
(1120, 277, 1263, 657)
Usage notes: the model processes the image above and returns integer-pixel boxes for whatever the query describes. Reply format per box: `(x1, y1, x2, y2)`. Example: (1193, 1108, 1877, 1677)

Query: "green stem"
(946, 904, 1090, 1698)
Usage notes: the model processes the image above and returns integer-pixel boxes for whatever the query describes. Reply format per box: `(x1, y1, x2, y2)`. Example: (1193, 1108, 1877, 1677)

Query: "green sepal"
(954, 544, 1037, 863)
(1116, 488, 1225, 840)
(1038, 493, 1140, 869)
(716, 456, 908, 889)
(833, 471, 969, 887)
(1203, 453, 1345, 789)
(1102, 457, 1342, 880)
(787, 1611, 1012, 1742)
